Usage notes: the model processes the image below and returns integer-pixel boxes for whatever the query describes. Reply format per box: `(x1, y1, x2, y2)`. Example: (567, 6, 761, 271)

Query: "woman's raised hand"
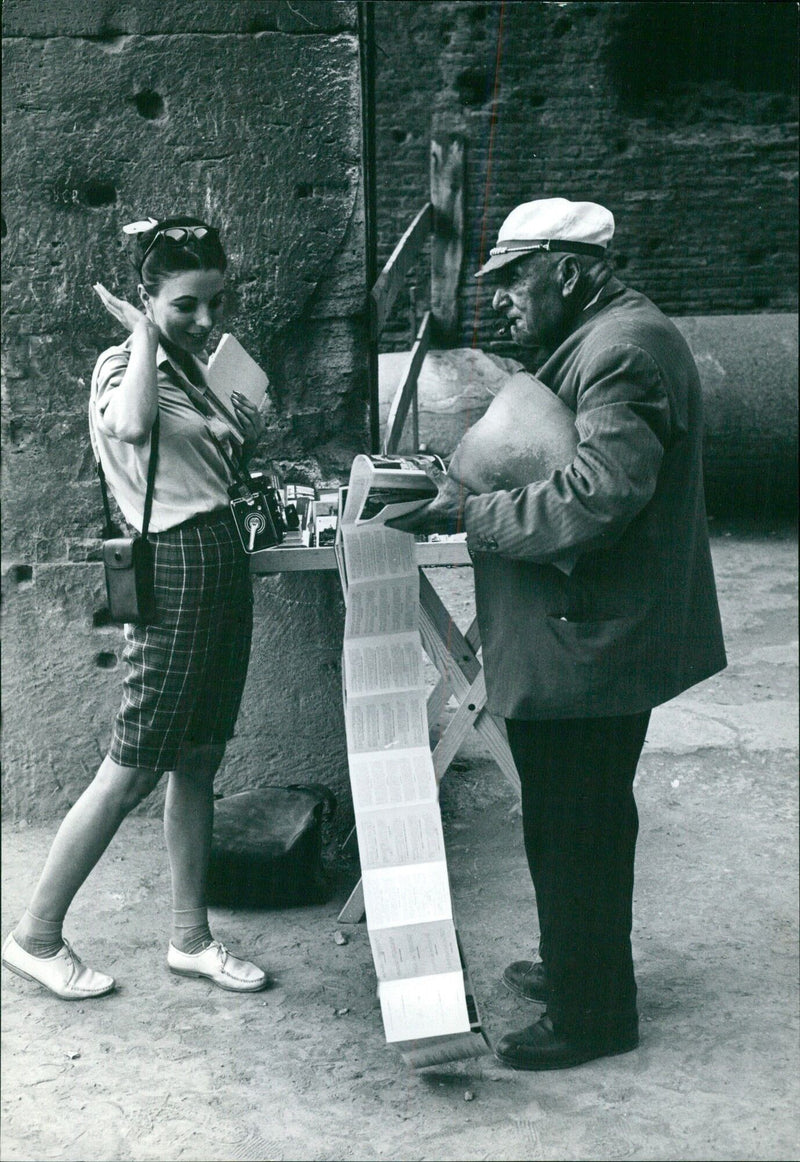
(93, 283, 158, 339)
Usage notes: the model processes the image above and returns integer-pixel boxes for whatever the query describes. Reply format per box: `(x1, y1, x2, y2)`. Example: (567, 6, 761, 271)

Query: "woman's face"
(139, 268, 225, 356)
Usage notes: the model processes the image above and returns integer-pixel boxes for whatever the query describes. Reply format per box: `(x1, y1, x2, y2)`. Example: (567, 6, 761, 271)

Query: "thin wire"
(470, 0, 506, 353)
(437, 1, 507, 745)
(455, 0, 506, 532)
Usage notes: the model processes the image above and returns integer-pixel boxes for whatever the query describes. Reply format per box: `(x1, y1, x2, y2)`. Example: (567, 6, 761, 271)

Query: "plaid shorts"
(109, 509, 253, 771)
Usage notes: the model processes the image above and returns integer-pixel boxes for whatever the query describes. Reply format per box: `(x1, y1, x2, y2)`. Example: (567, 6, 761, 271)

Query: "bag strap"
(96, 412, 160, 540)
(97, 459, 116, 540)
(140, 412, 160, 539)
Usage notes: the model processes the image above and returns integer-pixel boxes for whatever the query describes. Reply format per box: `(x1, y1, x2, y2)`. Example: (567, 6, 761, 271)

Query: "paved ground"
(1, 524, 797, 1162)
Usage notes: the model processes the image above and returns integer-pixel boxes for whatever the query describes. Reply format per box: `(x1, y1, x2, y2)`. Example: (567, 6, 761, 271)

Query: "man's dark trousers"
(506, 711, 651, 1043)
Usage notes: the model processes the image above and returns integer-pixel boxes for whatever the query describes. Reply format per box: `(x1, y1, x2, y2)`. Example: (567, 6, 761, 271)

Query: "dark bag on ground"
(96, 414, 160, 626)
(207, 784, 337, 908)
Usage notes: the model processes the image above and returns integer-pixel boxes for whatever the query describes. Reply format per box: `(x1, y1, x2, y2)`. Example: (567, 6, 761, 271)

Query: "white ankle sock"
(14, 909, 63, 958)
(171, 907, 213, 954)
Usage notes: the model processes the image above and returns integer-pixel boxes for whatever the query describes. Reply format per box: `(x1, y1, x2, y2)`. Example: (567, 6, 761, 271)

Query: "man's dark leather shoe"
(502, 959, 549, 1003)
(495, 1014, 639, 1071)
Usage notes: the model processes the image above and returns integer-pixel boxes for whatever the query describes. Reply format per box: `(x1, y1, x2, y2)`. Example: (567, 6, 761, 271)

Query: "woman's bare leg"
(13, 756, 162, 954)
(163, 743, 225, 952)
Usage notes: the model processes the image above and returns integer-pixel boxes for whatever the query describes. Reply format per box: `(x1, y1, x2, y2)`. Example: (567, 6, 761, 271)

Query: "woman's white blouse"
(89, 337, 237, 533)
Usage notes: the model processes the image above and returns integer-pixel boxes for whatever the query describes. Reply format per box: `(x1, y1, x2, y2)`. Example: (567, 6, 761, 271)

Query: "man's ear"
(557, 256, 582, 299)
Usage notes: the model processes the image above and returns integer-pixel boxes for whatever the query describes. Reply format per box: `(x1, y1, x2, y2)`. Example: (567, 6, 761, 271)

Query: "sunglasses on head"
(137, 224, 218, 265)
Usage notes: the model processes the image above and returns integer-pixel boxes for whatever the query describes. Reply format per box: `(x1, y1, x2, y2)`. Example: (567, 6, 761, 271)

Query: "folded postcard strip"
(339, 456, 490, 1067)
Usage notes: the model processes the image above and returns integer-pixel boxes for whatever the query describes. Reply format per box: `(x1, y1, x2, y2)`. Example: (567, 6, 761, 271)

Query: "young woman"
(3, 217, 269, 998)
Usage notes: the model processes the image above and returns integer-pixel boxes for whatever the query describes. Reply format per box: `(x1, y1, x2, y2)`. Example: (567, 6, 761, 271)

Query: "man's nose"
(492, 286, 510, 311)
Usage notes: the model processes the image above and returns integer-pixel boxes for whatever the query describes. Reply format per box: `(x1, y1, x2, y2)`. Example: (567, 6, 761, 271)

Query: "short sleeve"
(91, 347, 131, 438)
(94, 351, 129, 412)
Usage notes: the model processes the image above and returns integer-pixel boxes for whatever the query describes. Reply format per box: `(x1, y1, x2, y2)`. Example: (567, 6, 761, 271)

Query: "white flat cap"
(475, 197, 615, 277)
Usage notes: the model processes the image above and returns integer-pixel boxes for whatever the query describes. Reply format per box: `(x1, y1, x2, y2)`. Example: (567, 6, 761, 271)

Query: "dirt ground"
(2, 524, 797, 1162)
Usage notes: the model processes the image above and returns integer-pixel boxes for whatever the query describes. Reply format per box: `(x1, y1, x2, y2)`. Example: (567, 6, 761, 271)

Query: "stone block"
(2, 412, 111, 560)
(1, 1, 357, 36)
(672, 314, 798, 515)
(378, 347, 523, 457)
(2, 33, 361, 338)
(1, 563, 122, 818)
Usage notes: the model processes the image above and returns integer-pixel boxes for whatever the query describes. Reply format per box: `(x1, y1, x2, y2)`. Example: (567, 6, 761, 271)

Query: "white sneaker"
(167, 940, 268, 992)
(2, 932, 115, 1000)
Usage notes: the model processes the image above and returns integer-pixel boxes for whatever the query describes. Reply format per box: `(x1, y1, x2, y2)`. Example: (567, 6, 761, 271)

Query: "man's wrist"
(461, 492, 478, 533)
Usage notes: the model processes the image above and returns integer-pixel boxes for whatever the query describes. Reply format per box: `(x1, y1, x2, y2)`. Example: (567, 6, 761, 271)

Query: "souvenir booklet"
(205, 333, 269, 433)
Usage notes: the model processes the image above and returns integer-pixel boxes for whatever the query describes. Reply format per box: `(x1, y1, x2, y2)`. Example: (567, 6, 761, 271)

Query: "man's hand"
(386, 463, 473, 535)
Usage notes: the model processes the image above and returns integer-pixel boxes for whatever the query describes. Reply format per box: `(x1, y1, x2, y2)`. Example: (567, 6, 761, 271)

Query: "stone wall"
(373, 1, 799, 349)
(1, 1, 365, 823)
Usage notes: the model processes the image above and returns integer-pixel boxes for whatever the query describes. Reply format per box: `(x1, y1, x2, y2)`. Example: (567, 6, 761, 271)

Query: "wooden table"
(250, 540, 521, 922)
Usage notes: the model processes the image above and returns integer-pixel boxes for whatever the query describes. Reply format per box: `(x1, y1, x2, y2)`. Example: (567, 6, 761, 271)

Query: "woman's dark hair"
(134, 216, 227, 292)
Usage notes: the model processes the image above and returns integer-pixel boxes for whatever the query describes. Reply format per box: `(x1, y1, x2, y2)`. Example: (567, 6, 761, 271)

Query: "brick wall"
(373, 1, 799, 350)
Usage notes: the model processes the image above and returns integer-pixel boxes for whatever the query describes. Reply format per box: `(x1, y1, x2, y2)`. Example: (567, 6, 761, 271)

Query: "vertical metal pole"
(409, 285, 420, 451)
(358, 1, 380, 454)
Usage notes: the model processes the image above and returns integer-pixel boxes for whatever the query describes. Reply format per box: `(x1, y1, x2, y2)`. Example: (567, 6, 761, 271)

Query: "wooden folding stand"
(250, 539, 520, 925)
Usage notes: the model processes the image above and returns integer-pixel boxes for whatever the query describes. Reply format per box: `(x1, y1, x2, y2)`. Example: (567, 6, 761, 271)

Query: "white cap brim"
(474, 250, 531, 278)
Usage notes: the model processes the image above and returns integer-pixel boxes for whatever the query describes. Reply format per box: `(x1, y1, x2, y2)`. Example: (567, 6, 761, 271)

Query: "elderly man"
(390, 198, 726, 1070)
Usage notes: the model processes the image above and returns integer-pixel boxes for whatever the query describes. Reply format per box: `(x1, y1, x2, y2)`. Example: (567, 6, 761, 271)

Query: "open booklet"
(341, 454, 444, 527)
(202, 333, 269, 436)
(337, 455, 491, 1065)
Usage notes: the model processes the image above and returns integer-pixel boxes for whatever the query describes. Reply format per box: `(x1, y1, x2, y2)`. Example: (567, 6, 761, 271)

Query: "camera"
(229, 472, 285, 553)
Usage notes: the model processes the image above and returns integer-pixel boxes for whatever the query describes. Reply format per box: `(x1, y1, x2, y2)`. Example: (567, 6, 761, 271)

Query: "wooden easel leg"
(473, 713, 521, 798)
(426, 615, 481, 743)
(419, 572, 520, 796)
(432, 670, 487, 782)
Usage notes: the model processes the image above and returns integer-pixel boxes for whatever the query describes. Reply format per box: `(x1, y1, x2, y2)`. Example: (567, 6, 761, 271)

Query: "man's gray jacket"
(463, 277, 727, 719)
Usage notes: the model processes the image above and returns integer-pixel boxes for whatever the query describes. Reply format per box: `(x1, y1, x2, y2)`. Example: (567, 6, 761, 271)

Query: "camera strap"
(204, 427, 254, 495)
(160, 358, 252, 494)
(158, 359, 285, 553)
(96, 412, 160, 540)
